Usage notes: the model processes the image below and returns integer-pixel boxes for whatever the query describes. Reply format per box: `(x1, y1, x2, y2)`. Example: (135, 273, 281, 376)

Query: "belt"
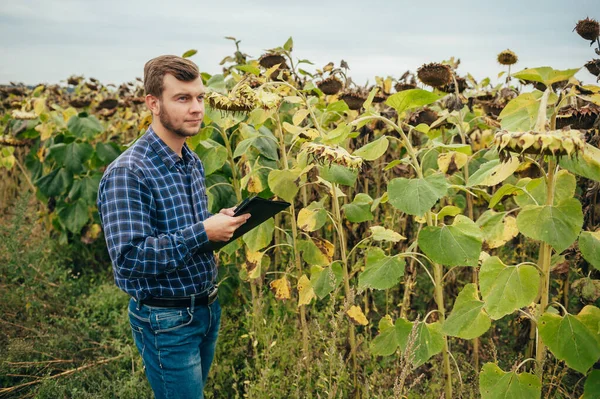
(139, 287, 218, 308)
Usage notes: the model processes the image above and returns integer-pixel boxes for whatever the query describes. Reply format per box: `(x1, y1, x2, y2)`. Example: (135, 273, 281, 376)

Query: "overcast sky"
(2, 0, 599, 87)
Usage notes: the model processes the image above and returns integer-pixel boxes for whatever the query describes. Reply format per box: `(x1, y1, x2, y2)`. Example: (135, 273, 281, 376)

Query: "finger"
(232, 214, 250, 224)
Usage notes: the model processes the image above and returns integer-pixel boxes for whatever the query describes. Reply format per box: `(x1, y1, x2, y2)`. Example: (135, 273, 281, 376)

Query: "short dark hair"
(143, 55, 200, 98)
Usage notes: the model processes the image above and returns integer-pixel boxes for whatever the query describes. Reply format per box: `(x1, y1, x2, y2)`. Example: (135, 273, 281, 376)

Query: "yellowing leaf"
(297, 274, 315, 307)
(35, 122, 54, 141)
(139, 112, 153, 132)
(244, 250, 263, 280)
(313, 237, 334, 263)
(369, 226, 406, 242)
(297, 208, 320, 231)
(438, 151, 468, 174)
(346, 305, 368, 326)
(62, 107, 78, 122)
(33, 98, 47, 116)
(269, 277, 291, 300)
(293, 109, 310, 126)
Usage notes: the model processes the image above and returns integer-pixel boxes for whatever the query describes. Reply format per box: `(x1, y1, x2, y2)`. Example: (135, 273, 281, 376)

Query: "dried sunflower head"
(417, 63, 452, 88)
(574, 17, 600, 42)
(340, 91, 367, 110)
(497, 49, 518, 66)
(584, 59, 600, 77)
(206, 84, 257, 112)
(395, 82, 417, 92)
(259, 53, 286, 69)
(317, 76, 343, 95)
(302, 142, 363, 170)
(206, 84, 281, 113)
(494, 129, 585, 160)
(440, 76, 468, 93)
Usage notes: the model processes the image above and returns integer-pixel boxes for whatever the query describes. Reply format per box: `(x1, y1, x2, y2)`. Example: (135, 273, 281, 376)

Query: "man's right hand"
(203, 213, 251, 242)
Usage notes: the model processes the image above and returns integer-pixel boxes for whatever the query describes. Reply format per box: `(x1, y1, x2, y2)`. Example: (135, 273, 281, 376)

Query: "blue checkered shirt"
(97, 126, 216, 301)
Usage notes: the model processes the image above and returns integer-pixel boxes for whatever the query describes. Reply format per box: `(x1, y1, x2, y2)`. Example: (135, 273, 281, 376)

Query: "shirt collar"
(146, 125, 196, 170)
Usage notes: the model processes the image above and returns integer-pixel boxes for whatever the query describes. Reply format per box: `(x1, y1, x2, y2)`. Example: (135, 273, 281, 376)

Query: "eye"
(178, 96, 188, 101)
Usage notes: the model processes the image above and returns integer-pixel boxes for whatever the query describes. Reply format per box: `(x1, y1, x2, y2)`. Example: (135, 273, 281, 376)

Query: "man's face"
(155, 73, 205, 138)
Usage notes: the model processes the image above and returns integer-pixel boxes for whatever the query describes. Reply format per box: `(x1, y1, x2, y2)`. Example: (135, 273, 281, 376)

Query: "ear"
(145, 94, 160, 116)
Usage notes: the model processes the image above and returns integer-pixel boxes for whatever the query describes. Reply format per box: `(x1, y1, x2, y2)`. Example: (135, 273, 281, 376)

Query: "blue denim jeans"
(128, 296, 221, 399)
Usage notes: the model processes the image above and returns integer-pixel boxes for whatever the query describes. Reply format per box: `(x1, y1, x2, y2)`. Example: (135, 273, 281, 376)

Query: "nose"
(190, 97, 203, 113)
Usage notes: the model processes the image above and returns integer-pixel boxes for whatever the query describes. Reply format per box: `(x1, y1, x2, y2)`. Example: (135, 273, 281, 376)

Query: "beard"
(158, 106, 201, 138)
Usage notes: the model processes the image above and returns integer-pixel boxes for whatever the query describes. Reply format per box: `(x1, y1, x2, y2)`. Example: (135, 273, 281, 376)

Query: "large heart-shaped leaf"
(560, 144, 600, 182)
(268, 168, 301, 203)
(371, 316, 397, 356)
(385, 89, 441, 115)
(310, 263, 343, 299)
(57, 199, 89, 233)
(49, 142, 94, 174)
(479, 257, 539, 320)
(468, 157, 520, 187)
(395, 319, 444, 368)
(67, 113, 104, 138)
(369, 226, 405, 242)
(195, 139, 228, 175)
(583, 369, 600, 399)
(95, 142, 121, 165)
(36, 167, 73, 198)
(418, 215, 483, 266)
(242, 217, 274, 251)
(514, 170, 576, 208)
(358, 248, 405, 290)
(388, 172, 449, 217)
(443, 283, 491, 339)
(538, 306, 600, 374)
(298, 238, 334, 266)
(318, 164, 358, 187)
(513, 66, 580, 86)
(68, 174, 101, 204)
(516, 198, 583, 253)
(498, 91, 546, 131)
(479, 363, 541, 399)
(579, 231, 600, 271)
(297, 200, 328, 232)
(476, 210, 519, 249)
(353, 136, 389, 161)
(342, 193, 374, 223)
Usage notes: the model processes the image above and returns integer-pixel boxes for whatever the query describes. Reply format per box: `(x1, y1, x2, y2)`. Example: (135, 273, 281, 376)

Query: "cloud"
(1, 0, 598, 85)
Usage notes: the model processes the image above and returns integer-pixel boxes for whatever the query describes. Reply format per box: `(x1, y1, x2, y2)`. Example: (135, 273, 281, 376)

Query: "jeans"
(128, 296, 222, 399)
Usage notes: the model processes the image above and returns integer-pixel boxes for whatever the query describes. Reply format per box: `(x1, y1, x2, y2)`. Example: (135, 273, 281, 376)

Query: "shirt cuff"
(182, 221, 209, 252)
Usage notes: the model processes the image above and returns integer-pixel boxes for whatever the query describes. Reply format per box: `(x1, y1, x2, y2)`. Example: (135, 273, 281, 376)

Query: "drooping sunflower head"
(317, 76, 343, 95)
(206, 83, 281, 113)
(497, 49, 518, 66)
(340, 91, 367, 111)
(494, 129, 585, 160)
(574, 17, 600, 41)
(584, 59, 600, 77)
(417, 63, 453, 88)
(206, 84, 258, 112)
(302, 142, 363, 170)
(258, 53, 286, 69)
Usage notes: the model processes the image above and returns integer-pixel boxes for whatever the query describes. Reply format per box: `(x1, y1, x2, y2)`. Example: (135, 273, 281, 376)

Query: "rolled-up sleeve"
(97, 167, 209, 279)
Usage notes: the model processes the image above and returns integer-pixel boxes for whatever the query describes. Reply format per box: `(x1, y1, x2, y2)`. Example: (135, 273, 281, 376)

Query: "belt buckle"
(207, 287, 218, 304)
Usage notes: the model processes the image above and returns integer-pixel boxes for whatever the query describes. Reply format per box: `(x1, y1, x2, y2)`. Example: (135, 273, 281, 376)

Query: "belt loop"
(135, 297, 141, 311)
(190, 294, 195, 313)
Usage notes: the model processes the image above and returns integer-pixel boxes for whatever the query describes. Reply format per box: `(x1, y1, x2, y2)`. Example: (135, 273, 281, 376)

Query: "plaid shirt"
(97, 126, 216, 301)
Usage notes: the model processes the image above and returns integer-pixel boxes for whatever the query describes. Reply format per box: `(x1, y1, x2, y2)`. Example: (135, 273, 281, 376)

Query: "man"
(97, 55, 250, 398)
